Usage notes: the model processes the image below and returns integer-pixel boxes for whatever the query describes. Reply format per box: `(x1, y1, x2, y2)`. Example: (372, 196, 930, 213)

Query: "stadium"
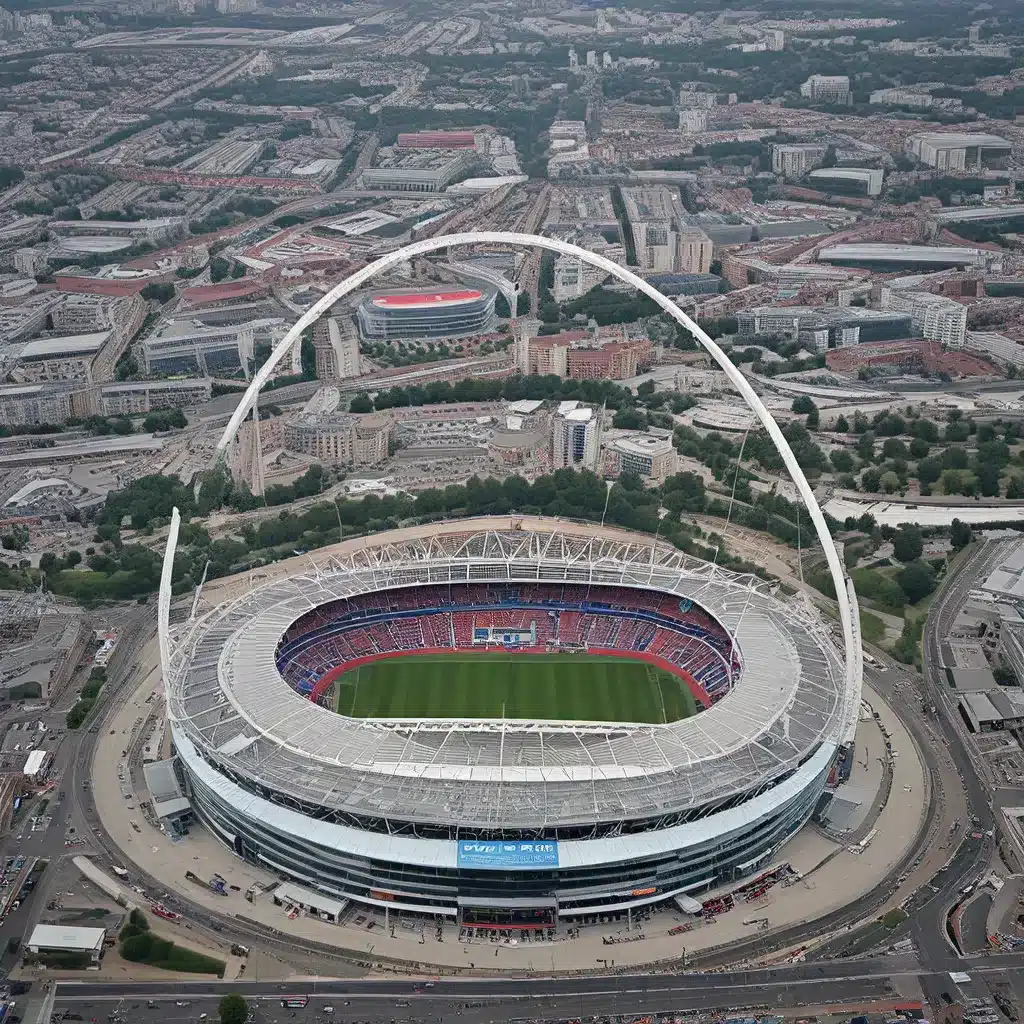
(166, 518, 856, 932)
(356, 287, 498, 342)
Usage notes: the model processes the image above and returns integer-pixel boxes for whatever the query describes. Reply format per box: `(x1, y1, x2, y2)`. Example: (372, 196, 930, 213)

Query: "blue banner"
(457, 840, 559, 870)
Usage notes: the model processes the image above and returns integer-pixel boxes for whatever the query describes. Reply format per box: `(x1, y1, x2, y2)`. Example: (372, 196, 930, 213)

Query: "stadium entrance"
(458, 896, 557, 930)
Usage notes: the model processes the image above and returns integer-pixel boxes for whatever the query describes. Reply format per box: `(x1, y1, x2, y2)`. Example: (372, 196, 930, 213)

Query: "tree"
(1007, 476, 1024, 500)
(898, 560, 937, 605)
(348, 393, 373, 414)
(791, 395, 817, 415)
(830, 450, 854, 474)
(834, 414, 850, 433)
(892, 525, 924, 563)
(950, 518, 972, 550)
(806, 406, 820, 430)
(218, 994, 248, 1024)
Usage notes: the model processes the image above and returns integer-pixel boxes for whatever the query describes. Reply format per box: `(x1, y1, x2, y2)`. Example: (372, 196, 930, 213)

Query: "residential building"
(771, 143, 828, 178)
(880, 287, 969, 348)
(869, 88, 938, 109)
(12, 248, 46, 276)
(678, 108, 708, 133)
(966, 331, 1024, 368)
(799, 74, 852, 105)
(551, 401, 600, 471)
(95, 378, 213, 415)
(283, 390, 394, 467)
(312, 316, 361, 379)
(0, 384, 78, 426)
(397, 131, 476, 150)
(736, 306, 913, 350)
(51, 292, 146, 346)
(5, 331, 125, 386)
(678, 227, 713, 274)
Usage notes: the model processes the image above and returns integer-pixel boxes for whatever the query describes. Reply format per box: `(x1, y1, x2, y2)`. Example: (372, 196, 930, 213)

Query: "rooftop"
(17, 331, 111, 359)
(28, 924, 105, 952)
(371, 290, 483, 310)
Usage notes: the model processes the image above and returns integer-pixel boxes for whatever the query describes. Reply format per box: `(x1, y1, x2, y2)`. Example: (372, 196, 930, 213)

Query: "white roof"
(909, 131, 1010, 149)
(819, 244, 983, 264)
(275, 880, 347, 917)
(17, 331, 111, 358)
(23, 749, 47, 776)
(808, 168, 880, 182)
(824, 497, 1024, 528)
(28, 924, 105, 952)
(505, 399, 544, 414)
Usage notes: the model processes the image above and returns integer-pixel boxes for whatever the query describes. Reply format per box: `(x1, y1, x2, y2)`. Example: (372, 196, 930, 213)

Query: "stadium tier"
(274, 582, 737, 707)
(167, 524, 851, 928)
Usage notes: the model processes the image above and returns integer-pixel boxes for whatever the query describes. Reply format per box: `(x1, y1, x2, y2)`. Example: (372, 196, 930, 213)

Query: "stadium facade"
(356, 288, 497, 342)
(165, 519, 855, 929)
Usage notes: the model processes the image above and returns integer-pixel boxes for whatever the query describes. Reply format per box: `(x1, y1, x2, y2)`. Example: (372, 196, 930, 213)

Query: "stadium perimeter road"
(46, 959, 1024, 1021)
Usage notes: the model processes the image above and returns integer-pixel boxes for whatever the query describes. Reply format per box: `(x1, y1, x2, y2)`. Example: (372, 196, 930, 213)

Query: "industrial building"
(356, 289, 497, 342)
(818, 244, 986, 273)
(904, 132, 1012, 172)
(360, 150, 476, 192)
(48, 217, 185, 247)
(0, 384, 76, 426)
(808, 167, 884, 197)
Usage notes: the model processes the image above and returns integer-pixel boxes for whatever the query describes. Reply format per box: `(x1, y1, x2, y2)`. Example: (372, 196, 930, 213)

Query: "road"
(0, 608, 151, 974)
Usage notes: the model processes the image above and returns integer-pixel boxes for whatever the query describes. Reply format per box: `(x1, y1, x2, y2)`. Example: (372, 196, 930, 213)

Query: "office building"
(142, 323, 258, 376)
(678, 227, 713, 275)
(736, 306, 912, 351)
(603, 434, 678, 485)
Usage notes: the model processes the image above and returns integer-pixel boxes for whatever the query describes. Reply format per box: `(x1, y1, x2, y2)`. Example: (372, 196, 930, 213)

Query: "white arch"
(213, 231, 861, 734)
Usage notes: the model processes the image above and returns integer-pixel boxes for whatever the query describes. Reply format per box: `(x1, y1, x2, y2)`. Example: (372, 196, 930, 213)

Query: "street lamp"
(599, 479, 614, 527)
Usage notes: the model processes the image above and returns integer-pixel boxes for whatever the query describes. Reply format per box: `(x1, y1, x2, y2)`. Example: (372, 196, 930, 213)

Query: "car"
(175, 1003, 190, 1008)
(323, 1008, 334, 1015)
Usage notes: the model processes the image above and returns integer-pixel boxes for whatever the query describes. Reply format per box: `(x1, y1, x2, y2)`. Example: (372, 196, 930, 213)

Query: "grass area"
(335, 653, 698, 724)
(860, 611, 886, 645)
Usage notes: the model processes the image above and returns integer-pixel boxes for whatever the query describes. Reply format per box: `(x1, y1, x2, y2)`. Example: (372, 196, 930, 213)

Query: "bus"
(281, 997, 309, 1008)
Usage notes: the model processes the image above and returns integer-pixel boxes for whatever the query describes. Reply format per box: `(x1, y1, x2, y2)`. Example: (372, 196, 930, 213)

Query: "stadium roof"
(168, 525, 848, 831)
(371, 290, 483, 309)
(908, 131, 1011, 149)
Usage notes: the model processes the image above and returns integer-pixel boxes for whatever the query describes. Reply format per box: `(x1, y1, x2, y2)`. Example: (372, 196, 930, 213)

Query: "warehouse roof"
(28, 924, 105, 952)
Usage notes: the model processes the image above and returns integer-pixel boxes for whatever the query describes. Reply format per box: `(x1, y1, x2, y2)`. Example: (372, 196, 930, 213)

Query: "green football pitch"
(333, 653, 698, 723)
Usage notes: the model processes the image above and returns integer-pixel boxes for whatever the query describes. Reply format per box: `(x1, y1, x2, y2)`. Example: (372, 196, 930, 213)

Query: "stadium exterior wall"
(308, 645, 712, 708)
(174, 727, 834, 920)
